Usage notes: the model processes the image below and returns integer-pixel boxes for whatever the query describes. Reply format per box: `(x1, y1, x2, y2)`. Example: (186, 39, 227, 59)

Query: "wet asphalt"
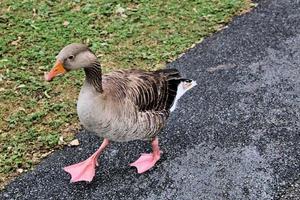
(1, 0, 300, 199)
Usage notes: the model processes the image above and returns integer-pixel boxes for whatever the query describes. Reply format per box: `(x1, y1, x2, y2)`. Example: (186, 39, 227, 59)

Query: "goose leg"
(130, 137, 161, 173)
(63, 138, 109, 183)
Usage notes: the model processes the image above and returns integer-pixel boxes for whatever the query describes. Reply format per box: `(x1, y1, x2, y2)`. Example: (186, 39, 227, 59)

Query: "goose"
(45, 43, 196, 183)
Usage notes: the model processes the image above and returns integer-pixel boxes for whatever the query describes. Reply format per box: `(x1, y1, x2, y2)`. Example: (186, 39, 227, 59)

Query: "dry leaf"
(11, 36, 21, 46)
(63, 21, 70, 27)
(58, 136, 65, 145)
(16, 84, 26, 89)
(41, 151, 53, 158)
(44, 90, 51, 98)
(18, 107, 26, 112)
(250, 3, 258, 7)
(32, 8, 37, 17)
(69, 139, 80, 146)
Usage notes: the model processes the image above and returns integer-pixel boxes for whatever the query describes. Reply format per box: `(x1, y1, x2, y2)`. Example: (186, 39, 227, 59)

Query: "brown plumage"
(45, 43, 196, 182)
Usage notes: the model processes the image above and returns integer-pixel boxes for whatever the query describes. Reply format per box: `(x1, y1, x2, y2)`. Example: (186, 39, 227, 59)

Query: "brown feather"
(103, 69, 182, 112)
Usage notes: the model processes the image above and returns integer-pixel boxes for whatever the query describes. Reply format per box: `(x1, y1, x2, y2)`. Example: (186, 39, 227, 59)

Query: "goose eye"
(68, 55, 74, 60)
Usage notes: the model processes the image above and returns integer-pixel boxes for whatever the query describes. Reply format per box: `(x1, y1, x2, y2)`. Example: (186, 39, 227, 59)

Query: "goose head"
(45, 43, 98, 81)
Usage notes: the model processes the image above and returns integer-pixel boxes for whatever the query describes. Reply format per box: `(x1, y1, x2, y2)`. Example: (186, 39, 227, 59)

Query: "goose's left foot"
(64, 139, 109, 183)
(64, 156, 97, 183)
(130, 137, 161, 173)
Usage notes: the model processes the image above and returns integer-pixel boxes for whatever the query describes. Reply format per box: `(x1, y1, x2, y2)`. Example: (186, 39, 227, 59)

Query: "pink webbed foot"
(130, 137, 161, 174)
(129, 152, 161, 173)
(63, 139, 109, 183)
(64, 157, 97, 183)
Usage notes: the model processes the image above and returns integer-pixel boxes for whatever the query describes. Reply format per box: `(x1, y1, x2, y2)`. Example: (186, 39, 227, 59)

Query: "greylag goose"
(45, 43, 196, 183)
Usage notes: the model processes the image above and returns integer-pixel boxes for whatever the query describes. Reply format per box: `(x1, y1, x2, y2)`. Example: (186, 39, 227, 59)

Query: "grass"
(0, 0, 252, 188)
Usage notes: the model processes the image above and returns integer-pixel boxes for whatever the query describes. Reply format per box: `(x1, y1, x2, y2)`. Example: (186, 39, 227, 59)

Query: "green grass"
(0, 0, 252, 187)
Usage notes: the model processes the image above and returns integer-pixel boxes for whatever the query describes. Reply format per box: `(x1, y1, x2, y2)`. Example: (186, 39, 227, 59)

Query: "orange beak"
(44, 60, 67, 81)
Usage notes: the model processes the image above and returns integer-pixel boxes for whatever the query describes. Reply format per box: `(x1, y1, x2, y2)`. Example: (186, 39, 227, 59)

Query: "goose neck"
(84, 63, 103, 93)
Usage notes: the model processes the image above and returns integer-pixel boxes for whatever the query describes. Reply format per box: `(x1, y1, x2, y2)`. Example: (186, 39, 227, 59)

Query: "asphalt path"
(1, 0, 300, 199)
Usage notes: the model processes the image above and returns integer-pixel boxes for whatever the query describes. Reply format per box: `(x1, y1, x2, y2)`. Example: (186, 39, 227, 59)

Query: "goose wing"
(103, 69, 187, 112)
